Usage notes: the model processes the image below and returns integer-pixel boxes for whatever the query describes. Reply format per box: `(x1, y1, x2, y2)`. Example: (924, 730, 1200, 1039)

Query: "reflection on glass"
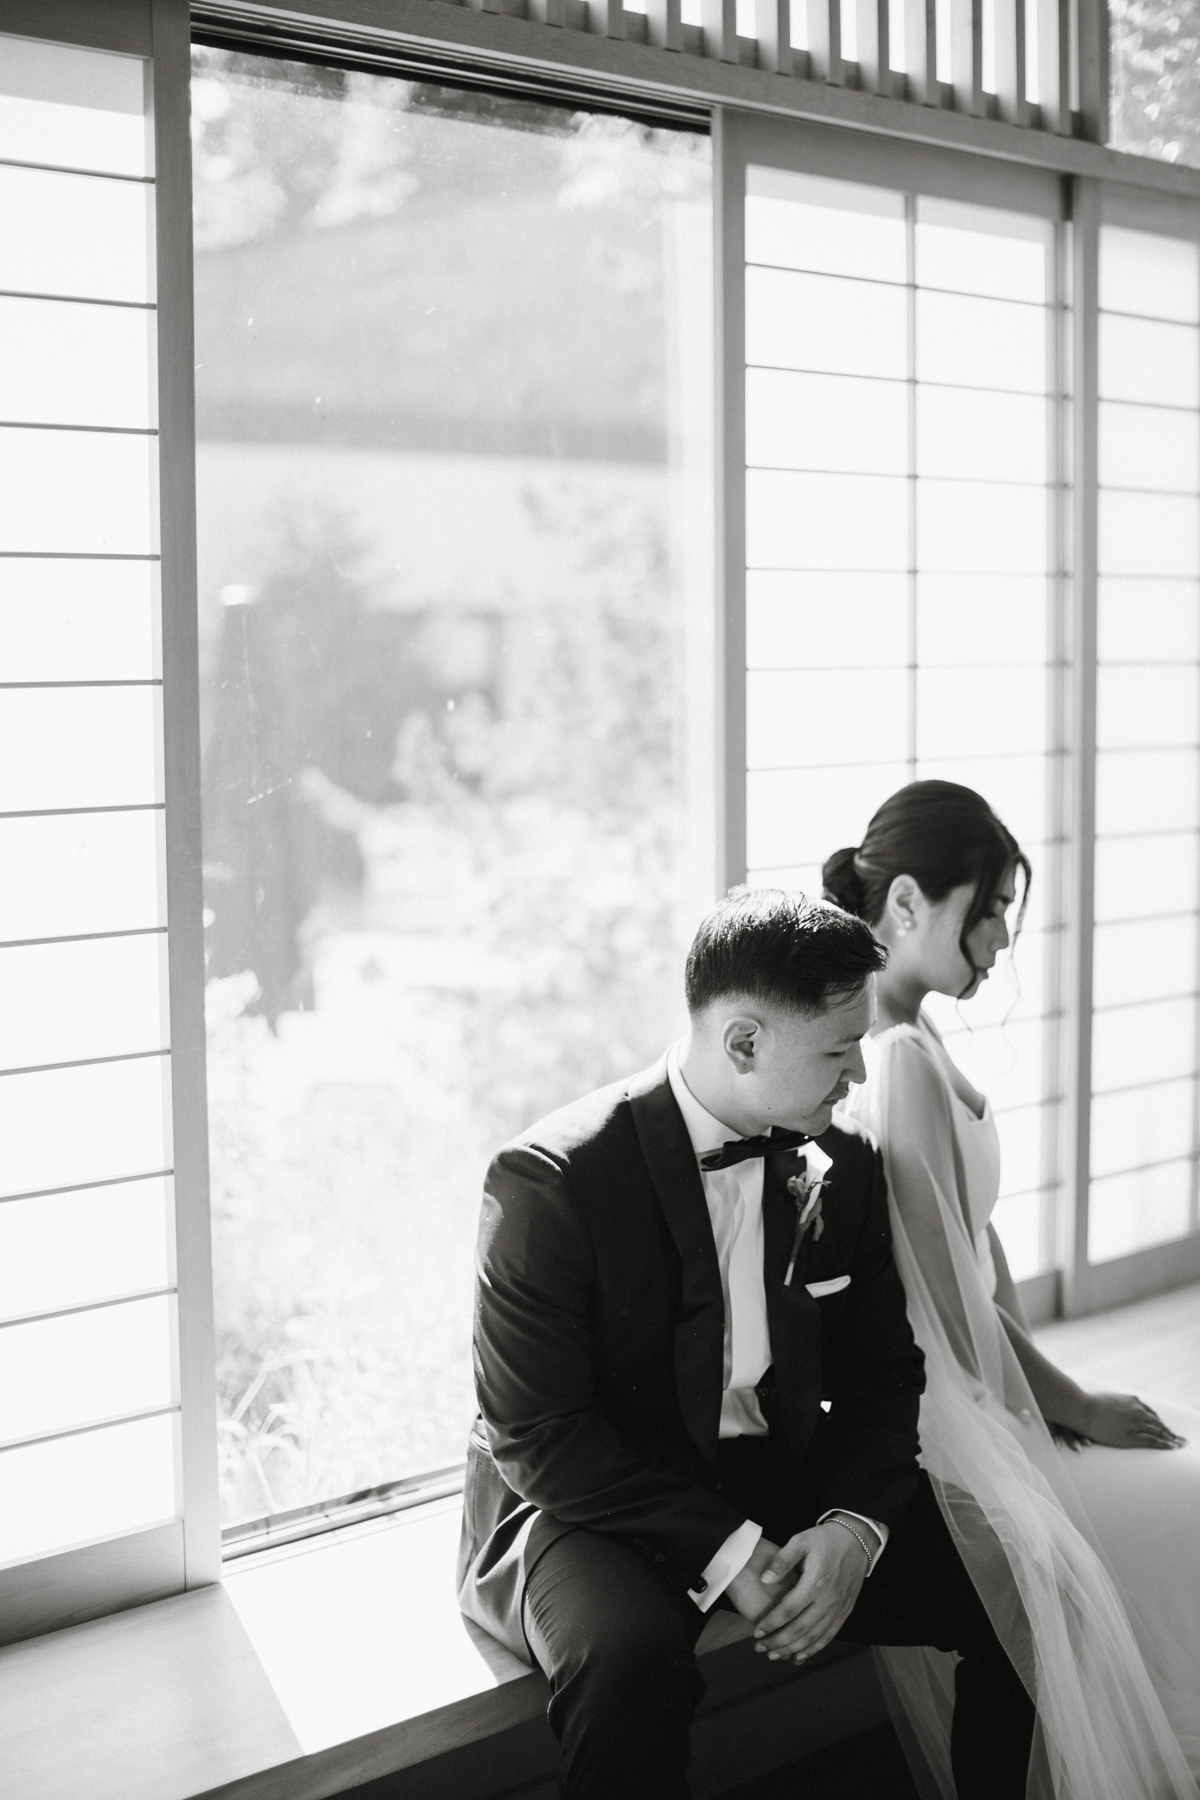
(193, 53, 714, 1523)
(0, 1179, 172, 1322)
(746, 266, 908, 379)
(0, 165, 153, 304)
(0, 935, 168, 1074)
(746, 368, 907, 473)
(0, 1414, 177, 1565)
(0, 560, 160, 683)
(0, 812, 165, 944)
(746, 168, 906, 280)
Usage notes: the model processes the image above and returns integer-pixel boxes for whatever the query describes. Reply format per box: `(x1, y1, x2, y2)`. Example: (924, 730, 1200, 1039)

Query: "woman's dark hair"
(685, 887, 886, 1017)
(821, 781, 1030, 993)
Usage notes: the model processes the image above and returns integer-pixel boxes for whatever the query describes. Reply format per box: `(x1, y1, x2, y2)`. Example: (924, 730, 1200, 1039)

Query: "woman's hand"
(1080, 1392, 1186, 1450)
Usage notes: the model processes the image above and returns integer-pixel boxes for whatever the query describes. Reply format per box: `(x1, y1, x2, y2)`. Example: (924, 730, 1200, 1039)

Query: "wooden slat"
(994, 0, 1027, 125)
(526, 0, 567, 25)
(806, 0, 842, 82)
(646, 0, 683, 51)
(702, 0, 737, 62)
(904, 0, 939, 105)
(1076, 0, 1110, 144)
(950, 0, 983, 113)
(856, 0, 890, 92)
(1037, 0, 1071, 133)
(0, 1521, 183, 1649)
(754, 0, 791, 74)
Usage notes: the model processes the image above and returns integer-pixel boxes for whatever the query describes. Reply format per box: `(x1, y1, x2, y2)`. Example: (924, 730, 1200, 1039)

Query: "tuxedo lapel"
(627, 1062, 725, 1465)
(762, 1150, 824, 1458)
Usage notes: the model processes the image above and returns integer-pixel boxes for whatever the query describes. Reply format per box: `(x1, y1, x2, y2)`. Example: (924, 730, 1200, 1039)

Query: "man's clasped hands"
(727, 1522, 876, 1666)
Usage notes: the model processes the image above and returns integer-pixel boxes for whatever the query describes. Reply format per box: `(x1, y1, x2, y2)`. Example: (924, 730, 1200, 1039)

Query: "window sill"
(0, 1495, 885, 1800)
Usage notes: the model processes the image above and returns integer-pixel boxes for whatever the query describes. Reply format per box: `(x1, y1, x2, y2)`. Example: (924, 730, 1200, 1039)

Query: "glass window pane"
(0, 935, 168, 1074)
(0, 688, 162, 812)
(746, 369, 907, 473)
(1089, 1159, 1193, 1263)
(1097, 665, 1200, 750)
(918, 575, 1047, 665)
(0, 558, 160, 683)
(915, 752, 1049, 846)
(1099, 314, 1199, 408)
(0, 1295, 174, 1444)
(0, 1177, 172, 1321)
(745, 167, 906, 281)
(917, 481, 1047, 573)
(916, 386, 1048, 483)
(0, 164, 153, 304)
(0, 38, 148, 179)
(1092, 915, 1197, 1008)
(1099, 490, 1200, 578)
(746, 266, 908, 379)
(0, 295, 155, 429)
(746, 669, 909, 769)
(916, 665, 1047, 760)
(747, 469, 909, 570)
(1099, 226, 1200, 325)
(195, 60, 715, 1521)
(991, 1190, 1043, 1280)
(746, 571, 908, 669)
(916, 292, 1047, 393)
(915, 199, 1050, 303)
(0, 427, 156, 556)
(0, 812, 165, 944)
(1091, 1078, 1196, 1179)
(747, 761, 910, 868)
(1092, 996, 1197, 1092)
(1099, 400, 1200, 495)
(1096, 749, 1200, 835)
(1095, 832, 1199, 923)
(1098, 578, 1200, 664)
(0, 1413, 176, 1565)
(0, 1057, 172, 1200)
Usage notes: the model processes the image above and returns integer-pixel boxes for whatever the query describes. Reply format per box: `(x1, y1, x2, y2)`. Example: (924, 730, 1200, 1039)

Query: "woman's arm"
(988, 1224, 1031, 1331)
(994, 1306, 1184, 1450)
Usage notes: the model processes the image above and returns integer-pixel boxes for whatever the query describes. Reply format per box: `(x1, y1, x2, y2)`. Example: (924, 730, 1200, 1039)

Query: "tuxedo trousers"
(522, 1438, 1034, 1800)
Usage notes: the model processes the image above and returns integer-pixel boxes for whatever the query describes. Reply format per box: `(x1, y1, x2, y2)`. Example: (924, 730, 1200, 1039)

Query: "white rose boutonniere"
(784, 1143, 833, 1287)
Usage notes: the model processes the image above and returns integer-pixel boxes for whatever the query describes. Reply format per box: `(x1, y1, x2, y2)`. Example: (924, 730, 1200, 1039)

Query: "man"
(458, 889, 1034, 1798)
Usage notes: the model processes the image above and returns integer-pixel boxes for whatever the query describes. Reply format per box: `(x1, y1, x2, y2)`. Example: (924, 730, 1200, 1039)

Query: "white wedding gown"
(840, 1018, 1200, 1800)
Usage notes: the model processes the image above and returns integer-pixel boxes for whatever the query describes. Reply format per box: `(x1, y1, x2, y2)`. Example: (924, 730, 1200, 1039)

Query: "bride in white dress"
(822, 779, 1200, 1800)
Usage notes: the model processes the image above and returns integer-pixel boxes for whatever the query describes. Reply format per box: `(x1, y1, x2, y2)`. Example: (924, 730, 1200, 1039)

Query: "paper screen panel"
(0, 934, 168, 1074)
(0, 812, 165, 943)
(0, 1057, 171, 1200)
(0, 560, 160, 684)
(0, 37, 148, 178)
(0, 1178, 172, 1322)
(0, 1415, 176, 1567)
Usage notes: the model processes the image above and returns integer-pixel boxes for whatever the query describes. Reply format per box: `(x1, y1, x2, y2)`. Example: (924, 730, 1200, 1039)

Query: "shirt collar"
(666, 1040, 745, 1164)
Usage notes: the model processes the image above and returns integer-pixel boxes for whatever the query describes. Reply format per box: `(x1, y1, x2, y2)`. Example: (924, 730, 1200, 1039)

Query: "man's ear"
(722, 1014, 760, 1074)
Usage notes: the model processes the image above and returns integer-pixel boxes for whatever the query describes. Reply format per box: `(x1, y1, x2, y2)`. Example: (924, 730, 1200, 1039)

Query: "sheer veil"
(841, 1024, 1199, 1800)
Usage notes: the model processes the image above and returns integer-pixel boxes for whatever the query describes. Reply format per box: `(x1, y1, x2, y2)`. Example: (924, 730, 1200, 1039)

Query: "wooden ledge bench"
(0, 1496, 887, 1800)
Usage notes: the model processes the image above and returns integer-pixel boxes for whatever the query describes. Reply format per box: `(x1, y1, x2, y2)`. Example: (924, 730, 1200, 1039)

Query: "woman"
(823, 780, 1200, 1800)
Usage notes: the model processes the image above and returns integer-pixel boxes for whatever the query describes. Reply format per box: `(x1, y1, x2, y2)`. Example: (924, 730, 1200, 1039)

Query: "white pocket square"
(805, 1275, 851, 1298)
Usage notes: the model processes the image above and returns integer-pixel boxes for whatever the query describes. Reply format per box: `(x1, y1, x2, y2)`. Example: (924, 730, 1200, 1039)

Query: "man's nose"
(846, 1042, 867, 1086)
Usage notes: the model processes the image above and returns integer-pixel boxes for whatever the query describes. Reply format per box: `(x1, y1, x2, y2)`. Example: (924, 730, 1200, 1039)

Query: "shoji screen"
(1090, 224, 1200, 1265)
(0, 30, 183, 1619)
(740, 159, 1065, 1283)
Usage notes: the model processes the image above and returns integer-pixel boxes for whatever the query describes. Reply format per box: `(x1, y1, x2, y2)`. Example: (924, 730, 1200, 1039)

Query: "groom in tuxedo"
(458, 889, 1035, 1798)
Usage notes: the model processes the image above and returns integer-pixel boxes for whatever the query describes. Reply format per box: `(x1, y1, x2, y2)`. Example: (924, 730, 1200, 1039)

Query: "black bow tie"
(699, 1129, 813, 1172)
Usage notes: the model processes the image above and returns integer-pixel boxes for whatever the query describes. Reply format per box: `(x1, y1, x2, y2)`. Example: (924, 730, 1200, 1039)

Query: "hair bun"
(822, 846, 867, 917)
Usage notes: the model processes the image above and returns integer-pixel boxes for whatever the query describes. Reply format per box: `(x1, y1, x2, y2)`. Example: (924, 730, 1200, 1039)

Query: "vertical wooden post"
(857, 0, 891, 91)
(995, 0, 1027, 124)
(713, 109, 747, 894)
(1038, 0, 1072, 132)
(703, 0, 738, 61)
(1077, 0, 1111, 142)
(755, 0, 793, 74)
(1062, 177, 1101, 1318)
(647, 0, 684, 51)
(950, 0, 984, 113)
(586, 0, 626, 37)
(807, 0, 843, 82)
(151, 0, 220, 1589)
(905, 0, 939, 103)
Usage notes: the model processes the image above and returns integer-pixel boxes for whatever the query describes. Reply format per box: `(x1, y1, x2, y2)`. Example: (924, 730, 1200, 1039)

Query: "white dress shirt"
(665, 1044, 888, 1611)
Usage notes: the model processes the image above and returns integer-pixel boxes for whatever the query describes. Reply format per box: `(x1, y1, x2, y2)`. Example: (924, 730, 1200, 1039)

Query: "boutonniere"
(784, 1144, 833, 1286)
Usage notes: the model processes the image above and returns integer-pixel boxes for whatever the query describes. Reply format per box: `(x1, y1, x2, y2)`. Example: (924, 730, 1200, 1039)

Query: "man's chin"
(800, 1103, 836, 1136)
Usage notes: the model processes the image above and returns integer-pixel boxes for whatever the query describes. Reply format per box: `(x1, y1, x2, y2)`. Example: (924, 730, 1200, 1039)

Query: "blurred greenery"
(1110, 0, 1200, 167)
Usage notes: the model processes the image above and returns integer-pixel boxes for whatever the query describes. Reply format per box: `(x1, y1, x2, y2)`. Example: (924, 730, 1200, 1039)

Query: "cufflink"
(693, 1575, 707, 1593)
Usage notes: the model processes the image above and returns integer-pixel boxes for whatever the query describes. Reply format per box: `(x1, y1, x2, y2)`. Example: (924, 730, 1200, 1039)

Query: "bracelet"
(826, 1514, 874, 1569)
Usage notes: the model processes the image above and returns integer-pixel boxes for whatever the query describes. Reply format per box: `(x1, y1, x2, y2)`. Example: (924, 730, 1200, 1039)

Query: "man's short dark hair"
(685, 887, 886, 1017)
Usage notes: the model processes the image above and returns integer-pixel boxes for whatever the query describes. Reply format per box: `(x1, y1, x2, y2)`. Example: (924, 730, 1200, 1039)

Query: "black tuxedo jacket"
(456, 1054, 925, 1662)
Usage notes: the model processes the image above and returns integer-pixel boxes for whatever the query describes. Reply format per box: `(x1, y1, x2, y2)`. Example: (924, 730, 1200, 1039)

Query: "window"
(739, 157, 1065, 1282)
(191, 50, 714, 1526)
(0, 34, 180, 1569)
